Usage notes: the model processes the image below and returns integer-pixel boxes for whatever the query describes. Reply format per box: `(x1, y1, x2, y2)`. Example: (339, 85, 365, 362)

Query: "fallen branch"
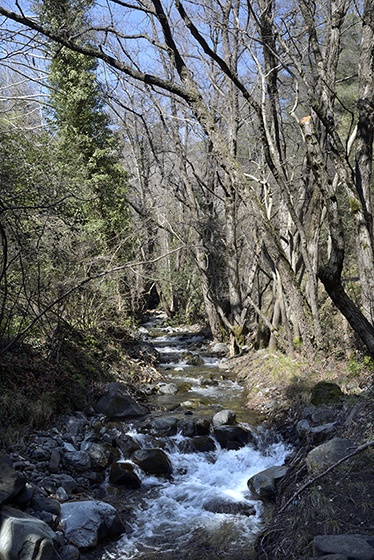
(278, 439, 374, 513)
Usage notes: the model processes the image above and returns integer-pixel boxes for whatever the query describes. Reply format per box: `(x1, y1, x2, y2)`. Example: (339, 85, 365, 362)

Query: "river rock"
(63, 450, 91, 472)
(203, 497, 255, 516)
(0, 454, 26, 505)
(306, 437, 356, 473)
(296, 419, 336, 444)
(42, 474, 78, 495)
(247, 465, 289, 500)
(60, 500, 126, 549)
(60, 544, 80, 560)
(0, 505, 58, 560)
(94, 383, 148, 418)
(109, 462, 141, 488)
(48, 449, 61, 474)
(211, 343, 229, 353)
(157, 383, 179, 395)
(213, 426, 255, 450)
(114, 435, 140, 458)
(212, 410, 236, 427)
(83, 442, 118, 470)
(312, 534, 374, 560)
(149, 416, 179, 436)
(131, 448, 173, 477)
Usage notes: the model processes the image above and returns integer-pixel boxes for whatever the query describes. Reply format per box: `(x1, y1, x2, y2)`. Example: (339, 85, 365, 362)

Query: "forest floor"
(229, 349, 374, 559)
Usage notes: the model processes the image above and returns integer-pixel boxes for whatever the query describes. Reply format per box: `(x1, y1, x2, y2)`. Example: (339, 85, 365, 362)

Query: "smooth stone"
(306, 438, 356, 473)
(313, 534, 374, 560)
(131, 448, 173, 477)
(60, 500, 125, 549)
(247, 465, 289, 500)
(212, 410, 236, 427)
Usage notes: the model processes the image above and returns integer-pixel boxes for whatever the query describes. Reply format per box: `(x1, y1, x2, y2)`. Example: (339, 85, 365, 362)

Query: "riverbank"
(1, 319, 374, 560)
(229, 349, 374, 559)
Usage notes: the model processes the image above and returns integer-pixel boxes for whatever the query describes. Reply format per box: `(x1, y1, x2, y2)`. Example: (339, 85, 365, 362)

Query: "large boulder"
(213, 426, 255, 450)
(109, 462, 141, 489)
(310, 381, 344, 406)
(212, 410, 236, 427)
(60, 500, 126, 549)
(312, 534, 374, 560)
(131, 448, 172, 477)
(247, 465, 289, 500)
(94, 383, 148, 418)
(0, 505, 58, 560)
(0, 455, 26, 505)
(306, 437, 356, 473)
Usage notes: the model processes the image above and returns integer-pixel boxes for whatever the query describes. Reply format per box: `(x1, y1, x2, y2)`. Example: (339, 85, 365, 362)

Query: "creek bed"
(100, 313, 290, 560)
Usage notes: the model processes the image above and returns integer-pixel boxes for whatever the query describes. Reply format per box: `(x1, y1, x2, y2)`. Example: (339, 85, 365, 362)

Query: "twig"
(278, 439, 374, 513)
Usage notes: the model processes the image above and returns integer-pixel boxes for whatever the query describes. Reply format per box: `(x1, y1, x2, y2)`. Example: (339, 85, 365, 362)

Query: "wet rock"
(109, 461, 141, 488)
(60, 500, 126, 549)
(131, 448, 173, 477)
(149, 416, 179, 436)
(213, 426, 255, 450)
(0, 505, 58, 560)
(94, 383, 148, 418)
(114, 435, 140, 458)
(185, 355, 204, 366)
(212, 410, 236, 427)
(157, 383, 179, 395)
(190, 436, 216, 453)
(306, 437, 356, 473)
(247, 465, 289, 500)
(0, 454, 26, 505)
(310, 381, 344, 406)
(203, 498, 255, 516)
(312, 534, 374, 560)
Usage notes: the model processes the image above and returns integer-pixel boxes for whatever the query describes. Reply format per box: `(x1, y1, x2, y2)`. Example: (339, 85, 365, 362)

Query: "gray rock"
(114, 435, 140, 458)
(0, 454, 26, 505)
(149, 416, 179, 436)
(109, 462, 141, 488)
(213, 426, 255, 450)
(31, 495, 61, 516)
(313, 534, 374, 560)
(60, 500, 125, 549)
(0, 505, 58, 560)
(296, 419, 336, 444)
(45, 474, 78, 494)
(212, 410, 236, 427)
(60, 544, 80, 560)
(49, 449, 61, 474)
(247, 465, 289, 500)
(157, 383, 179, 395)
(83, 443, 118, 470)
(312, 556, 348, 560)
(63, 451, 91, 472)
(211, 343, 229, 353)
(306, 437, 356, 473)
(94, 383, 148, 418)
(55, 487, 69, 502)
(131, 448, 173, 477)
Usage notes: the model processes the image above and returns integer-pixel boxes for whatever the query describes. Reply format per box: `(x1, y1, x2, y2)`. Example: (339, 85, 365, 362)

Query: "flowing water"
(102, 313, 291, 560)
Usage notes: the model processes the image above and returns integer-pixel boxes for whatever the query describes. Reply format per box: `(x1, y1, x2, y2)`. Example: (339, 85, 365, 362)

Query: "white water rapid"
(101, 314, 291, 560)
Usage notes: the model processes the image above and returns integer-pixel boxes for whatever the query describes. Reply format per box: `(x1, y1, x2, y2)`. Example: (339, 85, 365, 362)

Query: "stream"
(101, 313, 291, 560)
